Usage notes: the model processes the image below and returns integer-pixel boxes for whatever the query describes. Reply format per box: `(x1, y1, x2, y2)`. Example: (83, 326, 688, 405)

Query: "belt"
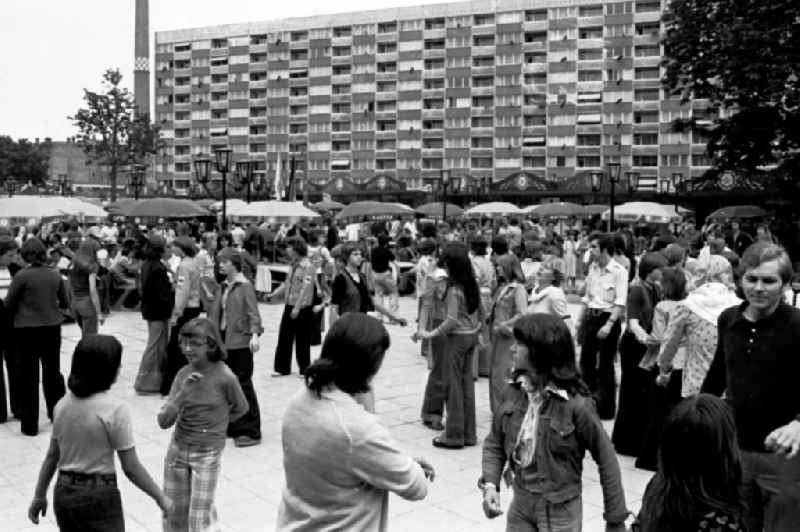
(585, 308, 612, 317)
(58, 471, 117, 487)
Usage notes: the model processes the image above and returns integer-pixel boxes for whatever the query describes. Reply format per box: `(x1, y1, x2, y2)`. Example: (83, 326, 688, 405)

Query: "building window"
(377, 21, 397, 33)
(579, 4, 604, 17)
(473, 13, 494, 25)
(633, 155, 658, 166)
(633, 133, 659, 145)
(471, 156, 493, 168)
(634, 88, 660, 101)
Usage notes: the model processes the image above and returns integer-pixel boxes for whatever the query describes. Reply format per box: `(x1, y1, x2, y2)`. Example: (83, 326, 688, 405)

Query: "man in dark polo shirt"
(702, 241, 800, 531)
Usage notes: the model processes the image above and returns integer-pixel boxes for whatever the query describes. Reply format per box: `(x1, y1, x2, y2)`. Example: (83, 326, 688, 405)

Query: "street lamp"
(214, 148, 233, 229)
(235, 160, 254, 203)
(590, 170, 603, 205)
(130, 164, 146, 200)
(440, 169, 450, 220)
(625, 171, 640, 195)
(670, 172, 683, 212)
(58, 173, 71, 196)
(592, 163, 621, 231)
(4, 177, 16, 197)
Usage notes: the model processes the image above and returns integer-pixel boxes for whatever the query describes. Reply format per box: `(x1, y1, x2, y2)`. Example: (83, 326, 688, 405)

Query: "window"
(634, 133, 659, 145)
(332, 46, 351, 57)
(579, 27, 603, 39)
(377, 120, 396, 131)
(635, 67, 660, 80)
(471, 156, 493, 169)
(578, 49, 603, 61)
(635, 45, 660, 57)
(636, 0, 661, 12)
(377, 62, 396, 73)
(524, 31, 547, 44)
(636, 22, 661, 36)
(333, 26, 351, 38)
(579, 4, 604, 17)
(607, 2, 633, 15)
(423, 119, 443, 130)
(422, 158, 443, 170)
(605, 24, 631, 37)
(634, 110, 659, 123)
(474, 13, 494, 25)
(633, 155, 658, 166)
(472, 116, 493, 128)
(425, 17, 445, 30)
(471, 137, 493, 148)
(378, 21, 397, 33)
(634, 88, 660, 101)
(424, 58, 445, 70)
(692, 153, 712, 166)
(424, 78, 444, 90)
(524, 114, 546, 126)
(331, 121, 350, 132)
(523, 156, 546, 167)
(577, 156, 601, 168)
(661, 154, 689, 166)
(524, 73, 547, 85)
(473, 56, 494, 67)
(525, 9, 548, 21)
(377, 100, 396, 112)
(577, 134, 602, 146)
(378, 42, 397, 54)
(578, 70, 602, 82)
(211, 38, 228, 49)
(376, 139, 395, 150)
(332, 64, 351, 75)
(422, 138, 443, 149)
(290, 49, 308, 60)
(472, 76, 494, 87)
(473, 35, 495, 47)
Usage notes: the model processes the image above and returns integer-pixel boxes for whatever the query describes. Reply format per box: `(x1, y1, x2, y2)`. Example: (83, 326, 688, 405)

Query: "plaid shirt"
(286, 257, 314, 308)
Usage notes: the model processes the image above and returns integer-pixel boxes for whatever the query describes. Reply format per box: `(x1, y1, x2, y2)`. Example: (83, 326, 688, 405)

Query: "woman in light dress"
(562, 231, 579, 292)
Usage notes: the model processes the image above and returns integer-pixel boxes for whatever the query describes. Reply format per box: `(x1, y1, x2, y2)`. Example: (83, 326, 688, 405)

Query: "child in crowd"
(158, 318, 248, 532)
(29, 335, 170, 531)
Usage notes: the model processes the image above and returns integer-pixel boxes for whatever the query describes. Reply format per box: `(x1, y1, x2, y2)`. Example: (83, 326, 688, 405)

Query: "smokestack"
(134, 0, 150, 117)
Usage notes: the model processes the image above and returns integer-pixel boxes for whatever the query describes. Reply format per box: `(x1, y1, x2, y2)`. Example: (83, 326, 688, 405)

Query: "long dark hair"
(440, 242, 480, 314)
(305, 313, 390, 396)
(512, 314, 589, 395)
(639, 394, 744, 531)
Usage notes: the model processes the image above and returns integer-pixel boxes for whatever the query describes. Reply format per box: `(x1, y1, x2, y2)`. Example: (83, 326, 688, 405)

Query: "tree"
(662, 0, 800, 179)
(0, 135, 52, 187)
(70, 69, 161, 201)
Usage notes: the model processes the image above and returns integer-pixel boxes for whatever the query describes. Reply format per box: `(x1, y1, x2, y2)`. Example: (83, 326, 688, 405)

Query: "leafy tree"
(662, 0, 800, 178)
(0, 135, 52, 187)
(70, 69, 161, 201)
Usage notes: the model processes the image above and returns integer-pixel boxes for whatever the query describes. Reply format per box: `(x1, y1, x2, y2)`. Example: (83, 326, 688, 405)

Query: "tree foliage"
(0, 135, 52, 187)
(70, 69, 161, 201)
(662, 0, 800, 178)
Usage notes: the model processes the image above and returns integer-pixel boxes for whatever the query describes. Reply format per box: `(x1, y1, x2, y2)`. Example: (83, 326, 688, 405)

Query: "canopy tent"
(707, 205, 769, 221)
(211, 199, 250, 216)
(0, 196, 108, 222)
(601, 202, 689, 224)
(335, 201, 413, 221)
(117, 198, 210, 218)
(415, 202, 464, 218)
(465, 202, 522, 216)
(310, 200, 345, 212)
(235, 201, 320, 221)
(523, 202, 585, 219)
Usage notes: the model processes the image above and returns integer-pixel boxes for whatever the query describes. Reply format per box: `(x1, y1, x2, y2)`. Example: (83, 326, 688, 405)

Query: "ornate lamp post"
(440, 169, 451, 220)
(130, 164, 146, 200)
(590, 162, 621, 231)
(590, 170, 603, 205)
(58, 173, 71, 196)
(4, 177, 17, 197)
(625, 171, 640, 196)
(214, 148, 232, 228)
(670, 172, 683, 213)
(235, 160, 254, 203)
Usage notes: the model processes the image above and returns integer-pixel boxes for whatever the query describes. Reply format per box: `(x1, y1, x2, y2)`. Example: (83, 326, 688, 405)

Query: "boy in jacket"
(480, 314, 628, 532)
(209, 248, 263, 447)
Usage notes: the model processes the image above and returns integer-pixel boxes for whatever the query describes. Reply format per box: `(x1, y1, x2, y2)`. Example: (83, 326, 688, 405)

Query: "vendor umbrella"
(120, 198, 209, 218)
(311, 200, 345, 212)
(335, 201, 413, 220)
(707, 205, 768, 221)
(601, 202, 684, 224)
(465, 202, 522, 216)
(237, 200, 320, 220)
(415, 202, 463, 217)
(524, 202, 585, 219)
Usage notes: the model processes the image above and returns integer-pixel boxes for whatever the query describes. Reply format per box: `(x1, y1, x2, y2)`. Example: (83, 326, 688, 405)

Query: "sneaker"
(234, 436, 262, 447)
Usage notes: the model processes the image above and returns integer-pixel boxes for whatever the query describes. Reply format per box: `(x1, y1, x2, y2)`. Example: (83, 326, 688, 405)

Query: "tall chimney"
(134, 0, 150, 117)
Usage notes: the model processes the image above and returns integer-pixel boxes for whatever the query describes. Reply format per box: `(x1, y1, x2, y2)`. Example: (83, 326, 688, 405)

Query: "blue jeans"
(53, 476, 124, 532)
(742, 450, 800, 532)
(507, 489, 582, 532)
(72, 296, 99, 337)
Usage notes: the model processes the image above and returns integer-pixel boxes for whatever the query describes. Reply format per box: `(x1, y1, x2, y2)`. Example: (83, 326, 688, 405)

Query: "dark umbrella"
(119, 198, 209, 218)
(707, 205, 769, 221)
(106, 198, 140, 216)
(415, 202, 464, 217)
(335, 201, 413, 221)
(311, 200, 345, 212)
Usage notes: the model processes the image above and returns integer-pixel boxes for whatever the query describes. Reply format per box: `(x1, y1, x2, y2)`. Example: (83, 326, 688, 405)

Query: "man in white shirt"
(230, 223, 246, 248)
(99, 220, 118, 244)
(578, 232, 628, 420)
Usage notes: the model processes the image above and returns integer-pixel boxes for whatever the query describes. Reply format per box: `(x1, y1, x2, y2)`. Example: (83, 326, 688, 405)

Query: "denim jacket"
(481, 387, 628, 525)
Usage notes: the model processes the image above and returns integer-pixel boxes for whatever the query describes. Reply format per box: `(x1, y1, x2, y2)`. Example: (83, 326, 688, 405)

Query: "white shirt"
(583, 259, 629, 310)
(346, 223, 361, 242)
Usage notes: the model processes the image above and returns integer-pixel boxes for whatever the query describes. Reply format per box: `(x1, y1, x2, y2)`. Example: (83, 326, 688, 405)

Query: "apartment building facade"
(154, 0, 714, 200)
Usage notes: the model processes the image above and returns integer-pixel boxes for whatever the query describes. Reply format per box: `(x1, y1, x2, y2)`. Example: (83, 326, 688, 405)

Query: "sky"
(0, 0, 453, 142)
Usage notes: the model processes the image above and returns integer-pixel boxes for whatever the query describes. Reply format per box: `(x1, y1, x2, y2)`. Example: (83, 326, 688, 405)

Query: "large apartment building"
(154, 0, 713, 199)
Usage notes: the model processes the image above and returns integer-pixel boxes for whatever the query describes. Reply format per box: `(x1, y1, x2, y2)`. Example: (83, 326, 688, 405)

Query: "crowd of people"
(0, 211, 798, 531)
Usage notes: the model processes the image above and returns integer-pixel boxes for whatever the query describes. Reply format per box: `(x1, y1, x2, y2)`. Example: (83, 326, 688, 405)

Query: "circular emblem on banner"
(336, 178, 344, 191)
(378, 177, 387, 189)
(718, 172, 735, 191)
(517, 175, 528, 190)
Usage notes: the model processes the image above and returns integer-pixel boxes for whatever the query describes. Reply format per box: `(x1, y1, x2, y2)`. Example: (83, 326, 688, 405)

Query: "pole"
(608, 180, 615, 232)
(221, 170, 228, 230)
(246, 182, 251, 204)
(442, 183, 447, 221)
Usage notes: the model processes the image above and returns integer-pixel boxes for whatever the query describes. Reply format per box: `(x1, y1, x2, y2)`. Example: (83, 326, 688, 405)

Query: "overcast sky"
(0, 0, 452, 142)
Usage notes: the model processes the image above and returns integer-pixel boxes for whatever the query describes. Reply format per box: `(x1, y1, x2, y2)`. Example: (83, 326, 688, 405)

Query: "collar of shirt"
(224, 272, 248, 288)
(727, 301, 793, 330)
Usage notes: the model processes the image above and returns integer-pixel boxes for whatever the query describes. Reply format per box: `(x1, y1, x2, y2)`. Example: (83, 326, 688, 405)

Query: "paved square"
(1, 298, 651, 531)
